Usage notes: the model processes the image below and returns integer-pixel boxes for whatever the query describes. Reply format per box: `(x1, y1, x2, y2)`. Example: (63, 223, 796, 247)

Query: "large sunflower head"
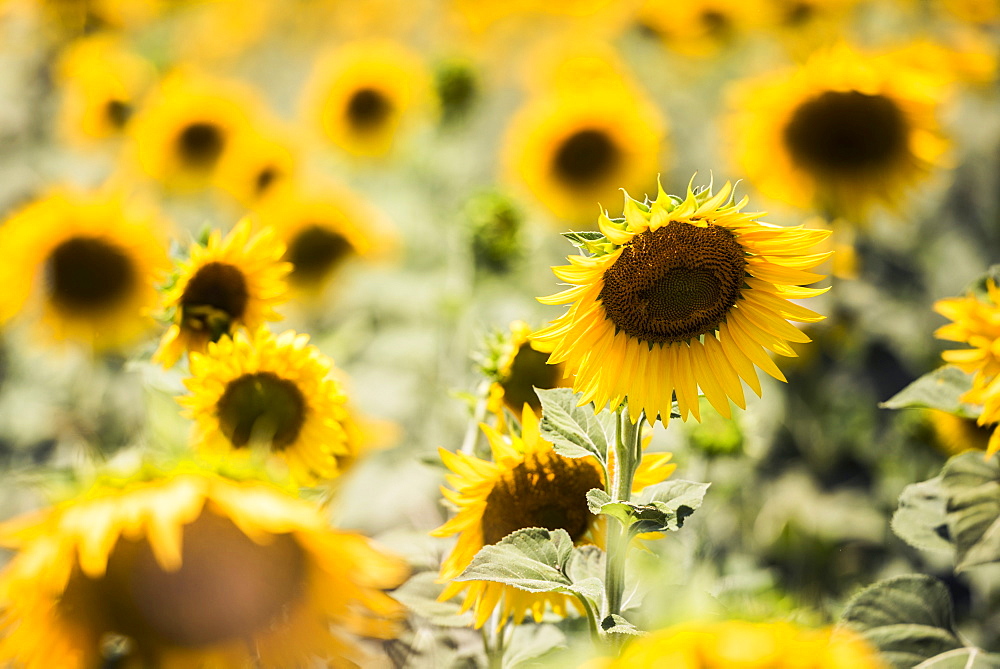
(153, 219, 290, 368)
(0, 462, 407, 668)
(503, 84, 665, 222)
(128, 68, 263, 189)
(181, 328, 354, 485)
(302, 39, 432, 157)
(481, 320, 573, 419)
(728, 43, 951, 218)
(533, 179, 830, 424)
(431, 406, 675, 628)
(0, 189, 170, 351)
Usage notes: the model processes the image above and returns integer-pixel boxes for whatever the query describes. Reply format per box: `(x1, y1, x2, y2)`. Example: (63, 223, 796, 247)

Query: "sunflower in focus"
(0, 189, 169, 351)
(590, 620, 886, 668)
(934, 280, 1000, 458)
(303, 40, 432, 157)
(637, 0, 762, 58)
(482, 320, 572, 419)
(154, 220, 290, 368)
(128, 69, 263, 190)
(432, 405, 676, 628)
(503, 83, 665, 223)
(533, 180, 829, 424)
(55, 33, 154, 145)
(181, 328, 354, 485)
(728, 43, 950, 218)
(0, 462, 407, 668)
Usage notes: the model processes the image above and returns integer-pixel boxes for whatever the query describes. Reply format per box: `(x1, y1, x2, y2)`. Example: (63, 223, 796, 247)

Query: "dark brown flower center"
(285, 224, 353, 284)
(599, 222, 746, 344)
(105, 99, 132, 129)
(254, 165, 280, 195)
(783, 1, 814, 25)
(552, 129, 621, 189)
(216, 371, 307, 450)
(481, 453, 602, 546)
(499, 343, 562, 414)
(102, 511, 306, 649)
(346, 88, 392, 131)
(783, 90, 909, 175)
(700, 9, 731, 35)
(45, 236, 136, 315)
(176, 122, 225, 168)
(179, 262, 248, 342)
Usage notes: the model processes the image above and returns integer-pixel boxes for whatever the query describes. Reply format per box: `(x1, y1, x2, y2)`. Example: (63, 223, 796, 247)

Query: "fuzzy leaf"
(914, 648, 1000, 669)
(839, 575, 962, 668)
(455, 528, 573, 591)
(892, 477, 953, 554)
(391, 572, 474, 627)
(587, 482, 708, 535)
(880, 366, 980, 419)
(537, 388, 610, 464)
(601, 614, 643, 636)
(940, 453, 1000, 571)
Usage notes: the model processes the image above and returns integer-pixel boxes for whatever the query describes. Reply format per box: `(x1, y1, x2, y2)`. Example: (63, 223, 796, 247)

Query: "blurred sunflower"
(55, 33, 154, 145)
(637, 0, 761, 58)
(935, 0, 999, 24)
(0, 189, 169, 351)
(432, 405, 675, 628)
(181, 328, 353, 485)
(252, 181, 385, 295)
(154, 220, 290, 368)
(591, 620, 886, 668)
(759, 0, 861, 56)
(728, 43, 950, 218)
(481, 320, 572, 418)
(503, 83, 665, 223)
(303, 40, 432, 157)
(927, 409, 993, 455)
(214, 123, 300, 205)
(934, 280, 1000, 457)
(533, 180, 830, 423)
(128, 69, 263, 190)
(0, 463, 407, 668)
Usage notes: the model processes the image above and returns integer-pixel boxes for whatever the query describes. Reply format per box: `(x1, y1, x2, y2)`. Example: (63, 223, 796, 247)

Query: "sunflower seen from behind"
(432, 405, 676, 628)
(728, 43, 950, 219)
(181, 328, 355, 485)
(533, 179, 829, 424)
(0, 189, 169, 351)
(154, 219, 290, 368)
(0, 462, 407, 668)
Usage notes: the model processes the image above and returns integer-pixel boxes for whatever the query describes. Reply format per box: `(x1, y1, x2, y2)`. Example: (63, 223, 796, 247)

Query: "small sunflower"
(128, 68, 263, 190)
(759, 0, 861, 56)
(502, 83, 665, 223)
(0, 463, 407, 668)
(432, 405, 675, 628)
(213, 122, 300, 205)
(55, 33, 154, 145)
(637, 0, 762, 58)
(0, 189, 169, 351)
(154, 219, 290, 368)
(533, 180, 830, 424)
(252, 181, 386, 295)
(302, 39, 432, 157)
(482, 320, 572, 419)
(927, 409, 993, 456)
(181, 328, 354, 485)
(728, 43, 950, 218)
(934, 280, 1000, 458)
(592, 620, 886, 668)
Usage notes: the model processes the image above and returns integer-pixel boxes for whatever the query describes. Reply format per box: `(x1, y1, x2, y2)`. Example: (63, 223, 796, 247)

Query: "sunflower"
(0, 189, 169, 351)
(936, 0, 999, 24)
(934, 280, 1000, 458)
(213, 122, 300, 205)
(483, 320, 572, 419)
(590, 620, 886, 668)
(502, 83, 665, 223)
(128, 68, 263, 190)
(432, 405, 676, 628)
(759, 0, 861, 56)
(927, 409, 993, 456)
(252, 180, 386, 295)
(181, 328, 354, 485)
(55, 33, 154, 145)
(0, 462, 407, 668)
(302, 39, 432, 157)
(153, 219, 290, 368)
(636, 0, 762, 58)
(727, 43, 951, 218)
(532, 180, 830, 424)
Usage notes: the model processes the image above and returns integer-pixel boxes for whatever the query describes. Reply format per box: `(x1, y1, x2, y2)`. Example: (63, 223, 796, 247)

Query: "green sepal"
(880, 366, 980, 419)
(561, 231, 614, 256)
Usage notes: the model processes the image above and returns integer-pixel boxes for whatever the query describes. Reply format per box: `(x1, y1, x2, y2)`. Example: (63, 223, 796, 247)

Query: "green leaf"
(586, 481, 709, 535)
(839, 575, 963, 669)
(880, 366, 980, 419)
(914, 648, 1000, 668)
(601, 614, 643, 636)
(892, 477, 953, 554)
(536, 388, 610, 464)
(940, 452, 1000, 571)
(504, 625, 567, 668)
(391, 572, 475, 627)
(455, 528, 574, 591)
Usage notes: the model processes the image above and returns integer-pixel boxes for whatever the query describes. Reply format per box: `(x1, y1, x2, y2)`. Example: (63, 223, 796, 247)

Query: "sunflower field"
(0, 1, 998, 667)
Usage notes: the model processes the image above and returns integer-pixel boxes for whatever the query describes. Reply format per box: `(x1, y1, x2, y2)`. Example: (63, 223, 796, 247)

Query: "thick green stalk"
(603, 406, 643, 626)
